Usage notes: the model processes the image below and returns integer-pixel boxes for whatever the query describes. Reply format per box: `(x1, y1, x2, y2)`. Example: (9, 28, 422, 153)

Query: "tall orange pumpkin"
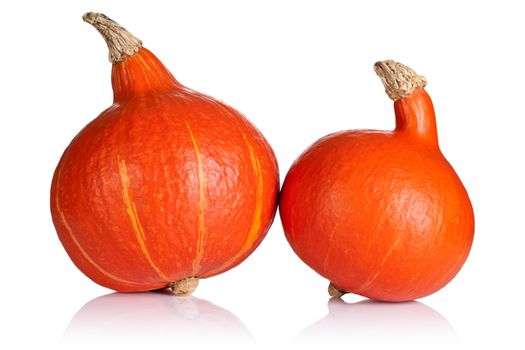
(279, 61, 474, 302)
(50, 13, 279, 295)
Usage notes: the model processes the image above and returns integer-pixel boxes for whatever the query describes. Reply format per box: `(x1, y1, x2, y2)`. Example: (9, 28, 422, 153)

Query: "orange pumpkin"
(50, 13, 279, 295)
(279, 61, 474, 302)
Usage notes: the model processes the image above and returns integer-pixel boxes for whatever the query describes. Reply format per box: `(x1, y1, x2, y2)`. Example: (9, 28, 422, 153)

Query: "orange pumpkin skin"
(50, 20, 278, 292)
(280, 87, 474, 302)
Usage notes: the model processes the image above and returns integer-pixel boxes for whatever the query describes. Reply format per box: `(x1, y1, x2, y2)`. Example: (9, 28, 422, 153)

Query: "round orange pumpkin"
(279, 61, 474, 302)
(50, 13, 279, 295)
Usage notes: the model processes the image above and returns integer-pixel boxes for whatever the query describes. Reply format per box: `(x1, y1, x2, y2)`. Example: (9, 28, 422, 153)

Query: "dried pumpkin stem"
(328, 282, 347, 298)
(374, 60, 427, 101)
(169, 277, 199, 296)
(83, 12, 143, 64)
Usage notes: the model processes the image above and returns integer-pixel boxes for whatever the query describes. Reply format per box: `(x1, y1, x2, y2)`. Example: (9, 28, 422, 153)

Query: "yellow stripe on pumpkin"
(55, 166, 141, 287)
(118, 157, 169, 280)
(184, 120, 207, 275)
(203, 133, 264, 277)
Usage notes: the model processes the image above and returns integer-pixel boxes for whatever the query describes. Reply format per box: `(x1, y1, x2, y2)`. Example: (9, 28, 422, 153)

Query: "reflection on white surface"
(60, 291, 255, 349)
(294, 298, 460, 349)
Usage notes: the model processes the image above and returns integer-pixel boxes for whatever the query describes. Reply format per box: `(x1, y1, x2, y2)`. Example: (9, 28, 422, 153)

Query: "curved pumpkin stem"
(374, 60, 427, 100)
(374, 60, 439, 147)
(83, 12, 143, 64)
(83, 12, 182, 101)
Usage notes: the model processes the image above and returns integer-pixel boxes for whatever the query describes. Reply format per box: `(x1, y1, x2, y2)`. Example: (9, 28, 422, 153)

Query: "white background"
(1, 1, 523, 349)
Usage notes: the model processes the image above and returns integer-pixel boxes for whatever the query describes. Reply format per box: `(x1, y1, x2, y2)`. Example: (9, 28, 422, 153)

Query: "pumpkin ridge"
(118, 156, 169, 280)
(199, 102, 265, 277)
(205, 131, 264, 276)
(241, 134, 264, 252)
(54, 165, 141, 287)
(135, 54, 153, 89)
(183, 119, 207, 275)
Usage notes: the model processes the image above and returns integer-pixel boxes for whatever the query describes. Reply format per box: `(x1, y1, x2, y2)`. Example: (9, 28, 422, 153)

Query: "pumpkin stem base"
(328, 282, 348, 298)
(169, 277, 199, 296)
